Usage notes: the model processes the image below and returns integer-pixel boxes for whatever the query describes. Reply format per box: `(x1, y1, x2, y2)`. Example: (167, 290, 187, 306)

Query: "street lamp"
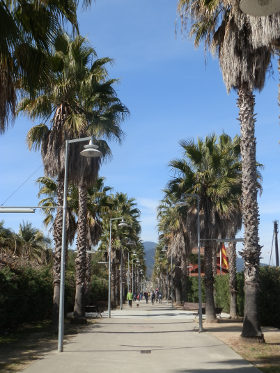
(240, 0, 280, 16)
(58, 136, 101, 353)
(124, 239, 134, 296)
(0, 207, 36, 213)
(108, 218, 128, 318)
(177, 193, 202, 332)
(131, 252, 137, 294)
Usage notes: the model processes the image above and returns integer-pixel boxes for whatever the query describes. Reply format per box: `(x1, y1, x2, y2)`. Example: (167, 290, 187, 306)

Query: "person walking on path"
(127, 289, 133, 307)
(144, 291, 148, 304)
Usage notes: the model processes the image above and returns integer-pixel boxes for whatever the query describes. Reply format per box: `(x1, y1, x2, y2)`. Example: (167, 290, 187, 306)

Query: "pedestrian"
(144, 292, 148, 304)
(127, 289, 133, 307)
(151, 291, 155, 304)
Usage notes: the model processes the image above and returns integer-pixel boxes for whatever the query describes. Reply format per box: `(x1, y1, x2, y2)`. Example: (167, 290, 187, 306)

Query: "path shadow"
(0, 321, 89, 372)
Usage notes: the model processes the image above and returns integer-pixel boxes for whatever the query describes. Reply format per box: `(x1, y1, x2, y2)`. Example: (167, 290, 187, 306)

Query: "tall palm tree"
(157, 191, 189, 304)
(37, 176, 78, 246)
(178, 0, 269, 339)
(167, 134, 242, 321)
(0, 0, 79, 132)
(20, 33, 128, 322)
(99, 192, 142, 306)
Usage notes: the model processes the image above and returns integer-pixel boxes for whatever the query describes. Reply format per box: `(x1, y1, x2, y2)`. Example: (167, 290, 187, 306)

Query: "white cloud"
(137, 198, 159, 213)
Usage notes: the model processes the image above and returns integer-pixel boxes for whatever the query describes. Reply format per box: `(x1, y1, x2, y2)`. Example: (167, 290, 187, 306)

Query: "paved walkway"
(22, 301, 260, 373)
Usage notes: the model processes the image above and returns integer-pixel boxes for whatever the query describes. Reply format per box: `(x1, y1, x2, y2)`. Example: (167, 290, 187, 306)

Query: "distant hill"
(236, 256, 267, 272)
(143, 241, 157, 279)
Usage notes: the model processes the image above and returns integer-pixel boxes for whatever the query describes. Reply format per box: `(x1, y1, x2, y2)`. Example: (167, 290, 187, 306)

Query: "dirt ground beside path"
(204, 319, 280, 373)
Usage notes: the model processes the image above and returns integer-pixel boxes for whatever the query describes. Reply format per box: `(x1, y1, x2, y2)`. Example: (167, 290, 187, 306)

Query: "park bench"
(183, 302, 223, 315)
(85, 301, 107, 318)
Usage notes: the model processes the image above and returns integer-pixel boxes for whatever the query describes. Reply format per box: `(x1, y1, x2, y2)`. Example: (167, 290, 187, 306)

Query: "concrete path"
(22, 301, 260, 373)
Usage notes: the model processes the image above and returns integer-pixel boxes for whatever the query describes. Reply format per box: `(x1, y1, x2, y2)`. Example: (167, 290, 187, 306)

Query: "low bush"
(0, 266, 53, 331)
(186, 267, 280, 328)
(0, 265, 76, 331)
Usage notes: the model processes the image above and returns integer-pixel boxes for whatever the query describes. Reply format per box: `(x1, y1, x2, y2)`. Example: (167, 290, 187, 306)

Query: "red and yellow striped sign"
(221, 244, 229, 269)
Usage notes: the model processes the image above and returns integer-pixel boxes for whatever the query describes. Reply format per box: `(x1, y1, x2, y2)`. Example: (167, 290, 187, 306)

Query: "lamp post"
(108, 217, 127, 318)
(170, 252, 174, 308)
(177, 194, 202, 332)
(58, 136, 101, 352)
(240, 0, 280, 16)
(119, 247, 124, 310)
(131, 252, 137, 295)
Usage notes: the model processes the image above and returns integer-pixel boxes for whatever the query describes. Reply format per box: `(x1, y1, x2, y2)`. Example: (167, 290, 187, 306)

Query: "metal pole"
(220, 247, 222, 275)
(132, 260, 134, 295)
(127, 252, 130, 291)
(171, 253, 173, 308)
(58, 140, 69, 352)
(274, 221, 279, 267)
(108, 221, 112, 318)
(120, 248, 123, 310)
(197, 195, 203, 332)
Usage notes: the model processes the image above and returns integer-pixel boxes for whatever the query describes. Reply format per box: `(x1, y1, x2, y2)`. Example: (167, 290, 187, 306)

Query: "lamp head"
(240, 0, 280, 16)
(80, 138, 102, 158)
(118, 219, 128, 228)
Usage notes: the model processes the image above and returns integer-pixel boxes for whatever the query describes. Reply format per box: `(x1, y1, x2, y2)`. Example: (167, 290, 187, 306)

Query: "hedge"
(0, 266, 53, 331)
(0, 265, 77, 331)
(185, 267, 280, 328)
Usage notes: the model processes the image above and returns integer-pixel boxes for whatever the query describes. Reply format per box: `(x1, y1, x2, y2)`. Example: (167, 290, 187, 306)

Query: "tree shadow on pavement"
(0, 321, 90, 372)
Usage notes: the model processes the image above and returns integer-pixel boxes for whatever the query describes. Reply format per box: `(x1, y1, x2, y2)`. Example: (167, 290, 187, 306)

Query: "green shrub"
(258, 267, 280, 328)
(0, 265, 77, 331)
(214, 275, 230, 313)
(0, 266, 53, 331)
(236, 272, 244, 316)
(87, 275, 108, 303)
(185, 276, 205, 303)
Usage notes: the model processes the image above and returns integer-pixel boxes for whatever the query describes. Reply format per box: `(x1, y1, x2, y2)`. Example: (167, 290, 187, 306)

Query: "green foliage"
(0, 264, 76, 331)
(258, 267, 280, 328)
(185, 268, 280, 327)
(88, 275, 108, 302)
(236, 272, 244, 316)
(214, 275, 230, 313)
(185, 276, 205, 303)
(0, 266, 53, 331)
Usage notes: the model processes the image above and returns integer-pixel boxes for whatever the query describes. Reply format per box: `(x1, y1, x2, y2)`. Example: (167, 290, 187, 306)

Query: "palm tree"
(177, 0, 269, 339)
(0, 0, 79, 133)
(17, 221, 52, 265)
(20, 33, 128, 322)
(0, 221, 18, 258)
(167, 134, 242, 321)
(157, 192, 189, 304)
(99, 192, 142, 306)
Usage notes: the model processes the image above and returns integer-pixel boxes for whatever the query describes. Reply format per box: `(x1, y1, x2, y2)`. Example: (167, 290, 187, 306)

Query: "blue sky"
(1, 0, 280, 263)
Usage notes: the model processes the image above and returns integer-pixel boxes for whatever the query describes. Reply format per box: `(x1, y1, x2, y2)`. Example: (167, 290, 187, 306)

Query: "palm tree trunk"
(52, 175, 64, 328)
(84, 252, 92, 306)
(238, 84, 263, 340)
(74, 183, 88, 318)
(204, 205, 216, 322)
(174, 264, 182, 305)
(212, 245, 217, 276)
(204, 243, 216, 322)
(228, 242, 237, 318)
